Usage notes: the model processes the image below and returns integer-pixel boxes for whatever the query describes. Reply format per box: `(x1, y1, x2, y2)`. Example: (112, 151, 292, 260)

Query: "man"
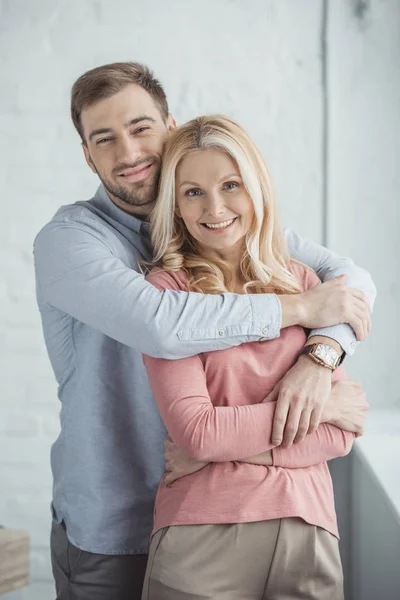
(34, 62, 375, 600)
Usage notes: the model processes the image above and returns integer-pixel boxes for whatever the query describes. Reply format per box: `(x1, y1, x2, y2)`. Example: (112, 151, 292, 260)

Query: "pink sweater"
(143, 263, 354, 538)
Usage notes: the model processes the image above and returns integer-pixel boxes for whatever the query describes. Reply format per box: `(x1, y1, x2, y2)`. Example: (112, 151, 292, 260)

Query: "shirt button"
(351, 342, 357, 349)
(262, 327, 268, 336)
(259, 337, 268, 342)
(218, 330, 225, 336)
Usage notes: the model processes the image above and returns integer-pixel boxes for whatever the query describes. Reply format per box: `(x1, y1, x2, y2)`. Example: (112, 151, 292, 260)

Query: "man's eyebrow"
(89, 127, 113, 142)
(124, 115, 156, 127)
(88, 116, 156, 142)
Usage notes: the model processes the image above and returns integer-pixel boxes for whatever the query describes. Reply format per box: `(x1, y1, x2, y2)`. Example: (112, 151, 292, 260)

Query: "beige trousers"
(141, 518, 344, 600)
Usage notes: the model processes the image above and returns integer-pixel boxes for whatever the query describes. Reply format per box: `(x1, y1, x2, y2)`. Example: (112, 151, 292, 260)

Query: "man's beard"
(97, 157, 161, 208)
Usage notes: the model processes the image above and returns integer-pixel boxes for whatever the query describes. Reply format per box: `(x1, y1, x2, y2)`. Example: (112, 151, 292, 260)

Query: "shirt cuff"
(308, 323, 359, 357)
(248, 293, 282, 340)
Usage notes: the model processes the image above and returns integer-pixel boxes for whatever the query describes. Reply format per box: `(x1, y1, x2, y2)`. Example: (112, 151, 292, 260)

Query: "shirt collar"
(92, 184, 148, 235)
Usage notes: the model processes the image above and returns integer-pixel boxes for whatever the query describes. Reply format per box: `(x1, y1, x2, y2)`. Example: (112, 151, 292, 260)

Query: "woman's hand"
(164, 437, 209, 485)
(322, 379, 369, 437)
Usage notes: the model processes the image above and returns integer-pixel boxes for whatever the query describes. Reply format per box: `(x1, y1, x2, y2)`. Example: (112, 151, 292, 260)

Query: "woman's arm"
(243, 425, 354, 468)
(162, 378, 366, 480)
(143, 353, 367, 464)
(243, 377, 367, 468)
(143, 352, 280, 462)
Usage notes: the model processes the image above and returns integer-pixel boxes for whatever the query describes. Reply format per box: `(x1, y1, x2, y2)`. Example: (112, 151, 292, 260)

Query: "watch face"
(315, 344, 339, 367)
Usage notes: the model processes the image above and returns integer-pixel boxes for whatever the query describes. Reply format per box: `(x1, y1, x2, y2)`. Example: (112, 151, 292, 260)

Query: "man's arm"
(284, 227, 377, 354)
(34, 218, 370, 360)
(34, 218, 281, 359)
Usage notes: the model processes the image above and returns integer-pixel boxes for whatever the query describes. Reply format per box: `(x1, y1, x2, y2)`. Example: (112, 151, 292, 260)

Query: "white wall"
(328, 0, 400, 409)
(0, 1, 398, 598)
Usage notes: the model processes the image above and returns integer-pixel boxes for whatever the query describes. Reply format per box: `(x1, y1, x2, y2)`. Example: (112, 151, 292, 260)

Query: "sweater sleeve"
(144, 267, 355, 465)
(143, 269, 280, 461)
(272, 423, 355, 468)
(144, 350, 282, 462)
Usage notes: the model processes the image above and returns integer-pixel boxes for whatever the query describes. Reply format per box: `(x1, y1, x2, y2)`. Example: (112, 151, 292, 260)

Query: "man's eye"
(97, 137, 113, 145)
(134, 127, 150, 134)
(186, 188, 203, 197)
(223, 181, 239, 190)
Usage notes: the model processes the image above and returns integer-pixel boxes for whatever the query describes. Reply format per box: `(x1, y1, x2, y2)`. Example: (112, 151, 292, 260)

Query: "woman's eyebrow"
(179, 173, 241, 188)
(179, 180, 201, 188)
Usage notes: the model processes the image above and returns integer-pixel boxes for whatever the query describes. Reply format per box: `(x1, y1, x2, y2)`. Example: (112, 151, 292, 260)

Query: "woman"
(141, 115, 368, 599)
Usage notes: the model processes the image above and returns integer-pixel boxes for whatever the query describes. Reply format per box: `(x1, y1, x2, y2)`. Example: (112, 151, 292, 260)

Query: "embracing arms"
(161, 378, 368, 484)
(34, 216, 374, 360)
(143, 349, 366, 464)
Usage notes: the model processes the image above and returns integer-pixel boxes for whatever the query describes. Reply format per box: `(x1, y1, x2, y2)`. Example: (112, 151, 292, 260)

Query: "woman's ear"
(175, 204, 181, 218)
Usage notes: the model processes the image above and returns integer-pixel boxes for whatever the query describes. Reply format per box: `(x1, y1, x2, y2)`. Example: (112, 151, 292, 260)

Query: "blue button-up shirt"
(33, 184, 376, 554)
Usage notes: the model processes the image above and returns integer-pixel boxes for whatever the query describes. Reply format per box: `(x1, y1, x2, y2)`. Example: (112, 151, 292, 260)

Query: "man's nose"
(115, 134, 142, 164)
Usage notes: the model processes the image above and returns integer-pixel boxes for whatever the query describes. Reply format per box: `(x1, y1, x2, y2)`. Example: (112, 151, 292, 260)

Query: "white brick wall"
(1, 1, 398, 598)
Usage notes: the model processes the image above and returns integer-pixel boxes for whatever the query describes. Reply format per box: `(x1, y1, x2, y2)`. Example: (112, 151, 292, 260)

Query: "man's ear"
(167, 113, 177, 130)
(82, 143, 97, 174)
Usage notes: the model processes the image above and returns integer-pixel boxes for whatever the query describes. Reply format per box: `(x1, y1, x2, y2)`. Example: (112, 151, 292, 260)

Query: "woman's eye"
(223, 181, 239, 190)
(186, 188, 203, 197)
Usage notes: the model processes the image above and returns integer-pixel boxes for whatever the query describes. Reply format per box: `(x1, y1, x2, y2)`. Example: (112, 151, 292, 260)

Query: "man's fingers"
(308, 403, 323, 435)
(348, 311, 368, 341)
(293, 409, 312, 444)
(281, 404, 303, 448)
(272, 393, 290, 445)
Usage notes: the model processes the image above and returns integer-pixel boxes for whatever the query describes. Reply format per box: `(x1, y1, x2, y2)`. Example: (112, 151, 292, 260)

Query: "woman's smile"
(200, 217, 238, 232)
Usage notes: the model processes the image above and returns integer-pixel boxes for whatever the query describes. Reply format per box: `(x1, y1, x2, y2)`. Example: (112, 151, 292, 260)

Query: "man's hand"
(164, 437, 209, 485)
(279, 275, 371, 341)
(322, 379, 369, 437)
(267, 356, 332, 448)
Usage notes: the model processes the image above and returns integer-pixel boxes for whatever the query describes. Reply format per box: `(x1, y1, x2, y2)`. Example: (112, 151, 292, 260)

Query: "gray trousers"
(142, 518, 344, 600)
(50, 520, 148, 600)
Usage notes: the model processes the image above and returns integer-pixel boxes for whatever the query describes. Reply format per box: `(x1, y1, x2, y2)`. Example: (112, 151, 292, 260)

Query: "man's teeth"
(204, 219, 236, 229)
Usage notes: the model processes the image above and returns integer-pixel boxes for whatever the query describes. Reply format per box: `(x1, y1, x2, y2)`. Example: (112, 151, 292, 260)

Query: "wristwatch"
(299, 343, 342, 371)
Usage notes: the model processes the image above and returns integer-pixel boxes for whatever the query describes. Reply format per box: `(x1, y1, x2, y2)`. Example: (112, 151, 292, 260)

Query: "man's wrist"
(297, 353, 333, 373)
(278, 294, 306, 329)
(306, 335, 344, 356)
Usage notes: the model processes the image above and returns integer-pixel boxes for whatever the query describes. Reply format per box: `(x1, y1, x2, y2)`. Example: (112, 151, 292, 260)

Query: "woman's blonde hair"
(150, 114, 302, 295)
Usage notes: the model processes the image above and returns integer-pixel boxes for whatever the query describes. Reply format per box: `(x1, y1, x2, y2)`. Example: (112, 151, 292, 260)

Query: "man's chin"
(104, 181, 157, 209)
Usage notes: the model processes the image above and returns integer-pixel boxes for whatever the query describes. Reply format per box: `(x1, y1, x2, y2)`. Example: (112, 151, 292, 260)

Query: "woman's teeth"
(203, 218, 236, 230)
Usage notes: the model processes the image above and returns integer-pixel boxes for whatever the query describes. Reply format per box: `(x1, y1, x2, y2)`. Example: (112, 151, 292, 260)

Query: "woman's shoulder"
(288, 259, 321, 292)
(146, 267, 189, 292)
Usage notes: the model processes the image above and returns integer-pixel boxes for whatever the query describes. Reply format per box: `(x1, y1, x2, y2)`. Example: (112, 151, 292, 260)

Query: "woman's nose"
(204, 193, 225, 217)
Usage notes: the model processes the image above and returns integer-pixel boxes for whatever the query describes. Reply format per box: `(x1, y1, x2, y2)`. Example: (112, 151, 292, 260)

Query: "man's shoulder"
(146, 268, 189, 293)
(34, 197, 111, 248)
(41, 197, 103, 230)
